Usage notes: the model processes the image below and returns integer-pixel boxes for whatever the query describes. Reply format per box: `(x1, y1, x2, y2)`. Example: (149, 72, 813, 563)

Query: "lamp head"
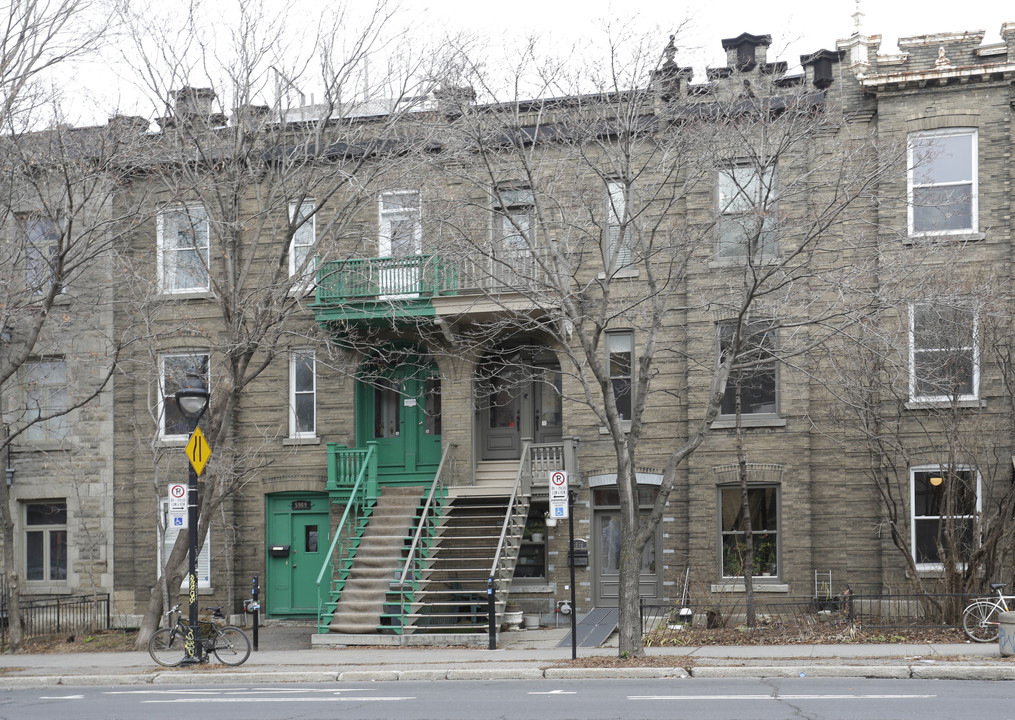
(175, 373, 209, 419)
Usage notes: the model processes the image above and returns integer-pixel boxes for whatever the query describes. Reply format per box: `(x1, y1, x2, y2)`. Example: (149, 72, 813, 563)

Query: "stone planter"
(503, 610, 523, 631)
(999, 611, 1015, 656)
(523, 613, 540, 630)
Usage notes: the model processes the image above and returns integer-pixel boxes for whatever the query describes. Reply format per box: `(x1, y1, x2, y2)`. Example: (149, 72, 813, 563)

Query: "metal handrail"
(398, 443, 455, 586)
(488, 440, 531, 580)
(315, 443, 375, 630)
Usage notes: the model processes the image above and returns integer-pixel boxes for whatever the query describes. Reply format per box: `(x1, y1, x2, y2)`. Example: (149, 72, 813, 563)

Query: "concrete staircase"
(327, 486, 422, 634)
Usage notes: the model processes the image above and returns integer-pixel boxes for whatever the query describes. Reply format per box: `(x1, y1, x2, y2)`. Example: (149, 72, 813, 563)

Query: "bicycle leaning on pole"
(962, 583, 1014, 642)
(148, 604, 252, 666)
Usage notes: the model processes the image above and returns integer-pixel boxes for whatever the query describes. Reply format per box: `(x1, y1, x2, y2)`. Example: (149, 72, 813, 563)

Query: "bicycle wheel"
(211, 626, 251, 666)
(963, 600, 1001, 642)
(149, 627, 187, 666)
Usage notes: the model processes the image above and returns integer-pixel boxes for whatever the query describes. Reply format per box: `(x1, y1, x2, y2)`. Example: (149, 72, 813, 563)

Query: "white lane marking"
(107, 688, 370, 695)
(142, 697, 415, 704)
(528, 690, 577, 695)
(38, 695, 84, 700)
(630, 694, 935, 701)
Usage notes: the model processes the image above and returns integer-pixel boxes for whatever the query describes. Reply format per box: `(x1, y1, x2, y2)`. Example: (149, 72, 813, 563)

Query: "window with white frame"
(157, 206, 210, 293)
(908, 128, 977, 235)
(378, 191, 420, 257)
(492, 185, 534, 284)
(719, 321, 777, 416)
(159, 499, 211, 589)
(719, 486, 779, 578)
(288, 200, 316, 285)
(22, 215, 62, 295)
(24, 360, 68, 442)
(24, 500, 67, 583)
(159, 352, 210, 439)
(607, 331, 633, 421)
(909, 304, 978, 402)
(606, 180, 633, 270)
(717, 164, 777, 259)
(911, 466, 978, 568)
(289, 349, 316, 438)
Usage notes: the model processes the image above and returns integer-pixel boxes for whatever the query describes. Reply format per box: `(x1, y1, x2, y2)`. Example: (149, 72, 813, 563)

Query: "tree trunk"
(735, 378, 757, 627)
(0, 470, 24, 652)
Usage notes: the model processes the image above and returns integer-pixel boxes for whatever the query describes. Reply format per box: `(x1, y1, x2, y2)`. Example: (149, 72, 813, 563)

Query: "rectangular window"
(289, 349, 316, 438)
(719, 321, 777, 416)
(25, 360, 68, 442)
(719, 486, 778, 578)
(492, 185, 534, 285)
(911, 467, 978, 568)
(22, 215, 62, 295)
(25, 501, 67, 583)
(159, 352, 210, 439)
(607, 331, 633, 421)
(379, 191, 421, 257)
(717, 164, 777, 259)
(159, 499, 211, 589)
(157, 206, 210, 293)
(909, 304, 978, 402)
(606, 180, 633, 270)
(289, 200, 316, 285)
(908, 129, 977, 235)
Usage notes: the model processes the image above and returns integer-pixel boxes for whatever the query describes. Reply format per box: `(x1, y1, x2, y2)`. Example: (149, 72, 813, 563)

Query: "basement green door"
(265, 493, 329, 616)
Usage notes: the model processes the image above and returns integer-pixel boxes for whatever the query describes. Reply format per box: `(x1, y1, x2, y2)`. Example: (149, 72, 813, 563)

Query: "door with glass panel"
(592, 486, 660, 606)
(378, 191, 421, 298)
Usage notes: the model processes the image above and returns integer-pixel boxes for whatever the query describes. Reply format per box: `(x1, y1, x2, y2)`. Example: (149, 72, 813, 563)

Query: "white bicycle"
(962, 583, 1014, 642)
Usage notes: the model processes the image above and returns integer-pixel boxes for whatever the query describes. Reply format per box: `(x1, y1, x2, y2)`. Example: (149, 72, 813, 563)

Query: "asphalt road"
(1, 677, 1010, 720)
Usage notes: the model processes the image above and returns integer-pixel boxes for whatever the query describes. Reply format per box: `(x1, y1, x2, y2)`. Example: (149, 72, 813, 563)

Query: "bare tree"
(0, 0, 122, 652)
(114, 0, 444, 647)
(417, 31, 898, 656)
(821, 252, 1015, 610)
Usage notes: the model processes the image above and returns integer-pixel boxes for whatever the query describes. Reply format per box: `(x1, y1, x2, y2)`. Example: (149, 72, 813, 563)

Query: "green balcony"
(312, 254, 458, 323)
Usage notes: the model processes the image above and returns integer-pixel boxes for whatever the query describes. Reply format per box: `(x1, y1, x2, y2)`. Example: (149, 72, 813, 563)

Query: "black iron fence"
(642, 590, 984, 639)
(0, 576, 111, 651)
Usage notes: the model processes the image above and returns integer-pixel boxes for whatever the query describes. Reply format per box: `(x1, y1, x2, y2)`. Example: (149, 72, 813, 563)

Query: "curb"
(3, 663, 1015, 688)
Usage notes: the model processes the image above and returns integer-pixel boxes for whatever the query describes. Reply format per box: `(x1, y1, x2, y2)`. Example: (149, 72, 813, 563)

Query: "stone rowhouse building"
(0, 121, 140, 609)
(100, 20, 1015, 636)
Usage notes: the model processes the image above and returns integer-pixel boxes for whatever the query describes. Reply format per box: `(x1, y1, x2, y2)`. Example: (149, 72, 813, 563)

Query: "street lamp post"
(175, 373, 209, 664)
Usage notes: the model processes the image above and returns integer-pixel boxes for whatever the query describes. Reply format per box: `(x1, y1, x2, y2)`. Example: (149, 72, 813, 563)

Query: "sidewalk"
(0, 623, 1012, 688)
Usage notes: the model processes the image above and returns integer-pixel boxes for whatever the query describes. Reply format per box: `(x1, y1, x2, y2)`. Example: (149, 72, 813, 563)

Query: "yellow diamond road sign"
(185, 427, 211, 476)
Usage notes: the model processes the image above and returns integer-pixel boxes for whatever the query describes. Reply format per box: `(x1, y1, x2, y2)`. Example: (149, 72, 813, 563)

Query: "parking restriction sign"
(549, 470, 568, 518)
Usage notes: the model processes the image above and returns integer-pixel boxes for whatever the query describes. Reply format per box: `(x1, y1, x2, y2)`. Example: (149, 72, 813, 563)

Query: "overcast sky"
(415, 0, 1010, 75)
(59, 1, 1012, 125)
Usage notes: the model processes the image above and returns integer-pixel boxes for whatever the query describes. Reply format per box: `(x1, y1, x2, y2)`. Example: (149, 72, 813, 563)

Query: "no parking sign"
(549, 470, 569, 518)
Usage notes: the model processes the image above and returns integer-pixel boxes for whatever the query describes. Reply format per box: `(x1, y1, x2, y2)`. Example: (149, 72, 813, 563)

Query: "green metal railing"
(387, 444, 455, 633)
(315, 254, 458, 305)
(316, 442, 377, 633)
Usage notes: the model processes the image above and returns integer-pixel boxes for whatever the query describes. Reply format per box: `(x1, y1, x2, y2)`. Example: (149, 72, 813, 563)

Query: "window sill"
(157, 438, 189, 448)
(283, 436, 321, 446)
(509, 582, 554, 593)
(13, 439, 72, 453)
(711, 581, 789, 593)
(599, 421, 632, 435)
(905, 231, 985, 244)
(905, 399, 984, 410)
(708, 255, 779, 269)
(23, 584, 72, 595)
(159, 290, 213, 300)
(597, 268, 640, 280)
(711, 416, 786, 429)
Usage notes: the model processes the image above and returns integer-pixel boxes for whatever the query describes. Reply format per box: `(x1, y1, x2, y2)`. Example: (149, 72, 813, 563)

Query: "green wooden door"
(265, 494, 329, 616)
(357, 362, 441, 475)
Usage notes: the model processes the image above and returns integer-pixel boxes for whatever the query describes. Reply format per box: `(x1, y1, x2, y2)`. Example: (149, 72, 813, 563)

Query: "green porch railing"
(315, 254, 458, 305)
(316, 442, 377, 633)
(387, 443, 455, 633)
